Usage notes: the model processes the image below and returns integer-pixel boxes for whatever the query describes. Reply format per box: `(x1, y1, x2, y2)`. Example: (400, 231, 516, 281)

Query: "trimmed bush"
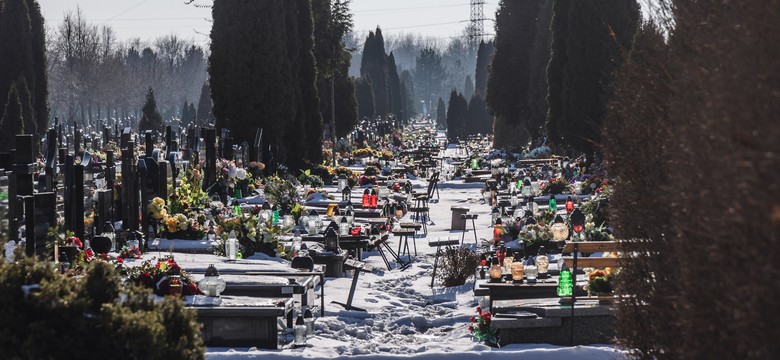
(0, 254, 205, 359)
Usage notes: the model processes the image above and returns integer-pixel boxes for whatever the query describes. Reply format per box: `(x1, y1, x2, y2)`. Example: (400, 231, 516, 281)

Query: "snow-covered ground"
(205, 176, 627, 359)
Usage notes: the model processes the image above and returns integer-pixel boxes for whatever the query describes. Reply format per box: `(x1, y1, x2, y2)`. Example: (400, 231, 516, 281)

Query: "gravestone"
(165, 126, 173, 158)
(105, 150, 115, 190)
(94, 189, 113, 235)
(121, 137, 140, 233)
(103, 127, 112, 147)
(221, 128, 233, 160)
(192, 131, 201, 168)
(32, 192, 56, 256)
(9, 135, 36, 245)
(73, 122, 82, 157)
(144, 130, 154, 159)
(63, 155, 85, 241)
(44, 129, 58, 192)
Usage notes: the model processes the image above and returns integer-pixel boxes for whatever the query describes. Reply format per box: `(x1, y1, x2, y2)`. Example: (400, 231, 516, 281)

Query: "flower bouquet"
(518, 223, 553, 247)
(216, 158, 253, 192)
(469, 306, 499, 346)
(149, 197, 207, 240)
(584, 268, 618, 295)
(298, 169, 325, 188)
(541, 177, 572, 195)
(352, 147, 376, 158)
(213, 214, 292, 258)
(261, 174, 305, 216)
(127, 257, 202, 297)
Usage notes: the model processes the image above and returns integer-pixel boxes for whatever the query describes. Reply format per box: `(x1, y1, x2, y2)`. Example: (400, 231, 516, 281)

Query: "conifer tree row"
(210, 0, 355, 169)
(0, 0, 48, 142)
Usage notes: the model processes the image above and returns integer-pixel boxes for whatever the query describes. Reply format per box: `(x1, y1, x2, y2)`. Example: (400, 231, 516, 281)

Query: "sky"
(37, 0, 501, 45)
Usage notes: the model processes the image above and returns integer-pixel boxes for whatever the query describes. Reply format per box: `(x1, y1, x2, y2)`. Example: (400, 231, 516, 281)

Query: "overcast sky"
(37, 0, 501, 45)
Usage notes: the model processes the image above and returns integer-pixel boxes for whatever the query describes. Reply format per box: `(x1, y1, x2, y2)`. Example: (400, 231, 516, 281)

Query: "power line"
(101, 0, 150, 25)
(354, 3, 471, 14)
(49, 17, 207, 22)
(382, 20, 469, 31)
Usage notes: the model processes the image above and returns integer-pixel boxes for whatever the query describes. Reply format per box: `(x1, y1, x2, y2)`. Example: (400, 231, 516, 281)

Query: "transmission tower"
(468, 0, 485, 45)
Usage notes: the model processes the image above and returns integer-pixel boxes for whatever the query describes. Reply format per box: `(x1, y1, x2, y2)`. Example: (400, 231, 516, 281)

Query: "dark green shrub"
(0, 256, 205, 359)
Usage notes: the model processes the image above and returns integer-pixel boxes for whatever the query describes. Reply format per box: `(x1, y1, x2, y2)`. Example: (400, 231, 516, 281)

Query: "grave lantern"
(294, 315, 307, 347)
(557, 263, 573, 297)
(524, 257, 538, 282)
(102, 221, 116, 251)
(341, 185, 351, 202)
(198, 264, 226, 297)
(521, 178, 533, 197)
(491, 206, 501, 225)
(488, 256, 502, 281)
(526, 196, 538, 215)
(261, 201, 272, 223)
(207, 223, 216, 242)
(536, 246, 550, 278)
(550, 215, 569, 241)
(337, 174, 348, 192)
(303, 308, 315, 338)
(345, 205, 354, 226)
(324, 226, 340, 252)
(548, 194, 557, 212)
(339, 215, 349, 236)
(510, 190, 518, 207)
(511, 256, 525, 283)
(570, 209, 586, 239)
(565, 195, 574, 214)
(369, 188, 378, 208)
(362, 189, 370, 208)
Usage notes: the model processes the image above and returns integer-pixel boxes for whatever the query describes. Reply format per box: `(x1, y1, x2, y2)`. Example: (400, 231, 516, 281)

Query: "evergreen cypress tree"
(415, 47, 446, 115)
(400, 70, 416, 116)
(467, 94, 491, 136)
(14, 77, 35, 135)
(474, 41, 494, 96)
(486, 0, 542, 148)
(546, 0, 571, 146)
(210, 0, 323, 170)
(0, 0, 34, 127)
(527, 0, 553, 143)
(333, 75, 358, 138)
(559, 0, 639, 156)
(187, 102, 196, 126)
(436, 97, 446, 127)
(138, 87, 163, 133)
(360, 27, 390, 118)
(181, 100, 191, 126)
(313, 0, 358, 141)
(387, 52, 402, 118)
(355, 76, 375, 120)
(446, 91, 468, 143)
(464, 75, 475, 101)
(0, 84, 24, 152)
(26, 0, 48, 135)
(196, 81, 212, 126)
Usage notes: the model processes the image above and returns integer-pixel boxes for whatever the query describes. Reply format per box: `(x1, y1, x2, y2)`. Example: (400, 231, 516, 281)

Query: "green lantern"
(557, 263, 573, 297)
(548, 195, 557, 212)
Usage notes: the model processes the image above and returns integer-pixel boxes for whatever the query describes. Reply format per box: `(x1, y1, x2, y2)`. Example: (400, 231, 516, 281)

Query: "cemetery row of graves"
(0, 116, 622, 356)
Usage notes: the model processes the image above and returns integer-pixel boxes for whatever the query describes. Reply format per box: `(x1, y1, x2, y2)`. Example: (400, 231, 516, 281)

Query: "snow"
(202, 177, 626, 359)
